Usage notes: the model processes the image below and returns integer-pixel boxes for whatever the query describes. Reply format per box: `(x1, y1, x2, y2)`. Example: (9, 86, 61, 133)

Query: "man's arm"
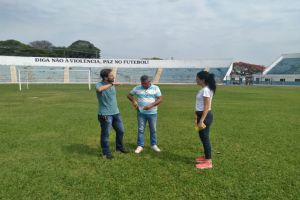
(96, 83, 113, 93)
(96, 82, 121, 93)
(143, 96, 163, 110)
(127, 93, 138, 108)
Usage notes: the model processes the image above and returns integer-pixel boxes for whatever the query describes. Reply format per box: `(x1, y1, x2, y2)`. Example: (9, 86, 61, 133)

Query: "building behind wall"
(228, 62, 265, 85)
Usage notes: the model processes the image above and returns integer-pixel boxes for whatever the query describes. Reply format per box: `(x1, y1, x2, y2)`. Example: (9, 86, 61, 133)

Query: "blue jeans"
(98, 113, 125, 155)
(137, 112, 157, 147)
(196, 111, 213, 159)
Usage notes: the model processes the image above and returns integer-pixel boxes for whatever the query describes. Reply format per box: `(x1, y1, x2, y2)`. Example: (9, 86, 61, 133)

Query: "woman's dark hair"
(100, 69, 112, 80)
(197, 71, 216, 94)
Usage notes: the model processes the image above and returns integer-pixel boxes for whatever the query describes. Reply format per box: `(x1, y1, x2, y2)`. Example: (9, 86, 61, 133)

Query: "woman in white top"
(194, 71, 216, 169)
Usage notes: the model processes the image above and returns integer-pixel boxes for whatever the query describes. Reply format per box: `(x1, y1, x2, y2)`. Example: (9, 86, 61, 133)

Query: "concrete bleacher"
(0, 56, 232, 84)
(16, 66, 64, 83)
(251, 54, 300, 85)
(69, 67, 93, 83)
(2, 55, 300, 86)
(0, 66, 230, 84)
(267, 58, 300, 74)
(209, 67, 229, 83)
(116, 68, 156, 83)
(160, 68, 204, 83)
(0, 65, 11, 83)
(89, 67, 103, 83)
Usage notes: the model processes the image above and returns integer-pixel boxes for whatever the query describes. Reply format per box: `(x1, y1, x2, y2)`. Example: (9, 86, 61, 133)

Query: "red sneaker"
(195, 161, 212, 169)
(195, 156, 206, 163)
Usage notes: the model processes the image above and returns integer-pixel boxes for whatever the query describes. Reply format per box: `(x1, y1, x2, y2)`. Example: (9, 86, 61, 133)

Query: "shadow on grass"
(151, 150, 195, 165)
(63, 144, 100, 156)
(125, 142, 194, 165)
(62, 142, 195, 165)
(125, 142, 137, 150)
(63, 142, 131, 156)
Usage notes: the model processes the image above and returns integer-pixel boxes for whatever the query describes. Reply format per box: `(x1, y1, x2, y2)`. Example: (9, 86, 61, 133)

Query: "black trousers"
(196, 111, 213, 159)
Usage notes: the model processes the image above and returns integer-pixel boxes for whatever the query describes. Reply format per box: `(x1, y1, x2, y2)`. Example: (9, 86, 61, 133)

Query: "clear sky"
(1, 0, 300, 65)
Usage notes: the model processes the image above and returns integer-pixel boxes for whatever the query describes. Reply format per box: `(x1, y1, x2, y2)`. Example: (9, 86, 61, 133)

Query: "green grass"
(0, 84, 299, 200)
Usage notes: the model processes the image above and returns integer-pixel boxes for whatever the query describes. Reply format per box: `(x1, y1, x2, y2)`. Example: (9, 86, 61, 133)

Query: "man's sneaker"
(103, 154, 114, 160)
(195, 156, 206, 163)
(195, 161, 212, 169)
(135, 146, 144, 154)
(151, 145, 161, 152)
(116, 148, 129, 154)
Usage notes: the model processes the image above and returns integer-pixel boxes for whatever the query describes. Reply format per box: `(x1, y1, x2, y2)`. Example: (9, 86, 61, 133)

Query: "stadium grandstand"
(253, 53, 300, 85)
(0, 56, 231, 89)
(1, 53, 300, 88)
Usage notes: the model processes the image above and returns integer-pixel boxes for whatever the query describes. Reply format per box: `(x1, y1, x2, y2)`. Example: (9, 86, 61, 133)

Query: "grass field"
(0, 84, 299, 200)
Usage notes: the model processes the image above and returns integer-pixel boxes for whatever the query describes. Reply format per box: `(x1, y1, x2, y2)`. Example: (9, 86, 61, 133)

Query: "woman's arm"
(198, 97, 210, 127)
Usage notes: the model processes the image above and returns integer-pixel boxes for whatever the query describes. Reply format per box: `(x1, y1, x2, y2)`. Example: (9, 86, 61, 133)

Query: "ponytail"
(196, 71, 217, 94)
(207, 73, 216, 94)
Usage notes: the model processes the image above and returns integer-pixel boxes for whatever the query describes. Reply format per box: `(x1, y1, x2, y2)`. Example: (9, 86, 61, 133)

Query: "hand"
(112, 82, 121, 86)
(132, 100, 138, 109)
(197, 121, 206, 130)
(143, 105, 152, 110)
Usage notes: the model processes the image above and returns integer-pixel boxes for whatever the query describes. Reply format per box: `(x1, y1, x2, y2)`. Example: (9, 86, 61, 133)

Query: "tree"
(0, 39, 30, 49)
(0, 39, 101, 58)
(68, 40, 101, 58)
(0, 40, 32, 56)
(142, 57, 163, 60)
(29, 40, 54, 49)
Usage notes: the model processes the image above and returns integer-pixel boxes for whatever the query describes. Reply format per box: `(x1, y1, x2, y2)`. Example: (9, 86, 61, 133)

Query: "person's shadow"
(150, 150, 195, 165)
(63, 143, 196, 165)
(62, 143, 99, 156)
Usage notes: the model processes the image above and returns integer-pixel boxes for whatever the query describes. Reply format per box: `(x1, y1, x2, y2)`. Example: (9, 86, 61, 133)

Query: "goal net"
(17, 69, 91, 91)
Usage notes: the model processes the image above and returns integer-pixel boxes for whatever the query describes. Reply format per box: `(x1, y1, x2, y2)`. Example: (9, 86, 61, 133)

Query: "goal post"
(17, 69, 91, 91)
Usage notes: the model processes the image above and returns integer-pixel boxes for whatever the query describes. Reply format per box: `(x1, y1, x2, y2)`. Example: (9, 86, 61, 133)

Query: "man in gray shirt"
(96, 69, 128, 159)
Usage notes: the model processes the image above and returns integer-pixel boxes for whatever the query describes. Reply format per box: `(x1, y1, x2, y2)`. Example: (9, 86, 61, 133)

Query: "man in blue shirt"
(127, 75, 163, 154)
(96, 69, 128, 159)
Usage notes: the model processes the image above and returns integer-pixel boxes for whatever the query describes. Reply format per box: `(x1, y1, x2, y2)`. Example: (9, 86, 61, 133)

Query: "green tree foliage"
(29, 40, 53, 49)
(0, 39, 101, 58)
(68, 40, 100, 58)
(0, 40, 33, 56)
(142, 57, 163, 60)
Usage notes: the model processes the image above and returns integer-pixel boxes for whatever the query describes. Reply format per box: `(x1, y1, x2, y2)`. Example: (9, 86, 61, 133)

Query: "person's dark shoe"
(103, 154, 114, 159)
(116, 148, 129, 154)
